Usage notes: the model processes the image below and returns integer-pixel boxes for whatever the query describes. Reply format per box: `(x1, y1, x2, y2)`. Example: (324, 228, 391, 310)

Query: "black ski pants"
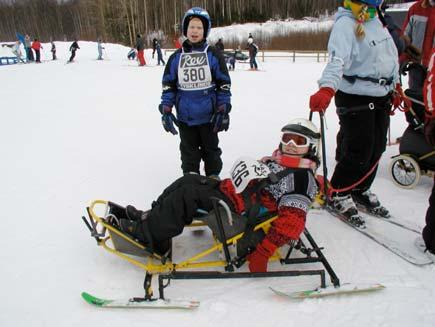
(146, 174, 229, 242)
(178, 122, 223, 176)
(423, 178, 435, 252)
(35, 50, 40, 63)
(331, 91, 391, 195)
(69, 50, 76, 62)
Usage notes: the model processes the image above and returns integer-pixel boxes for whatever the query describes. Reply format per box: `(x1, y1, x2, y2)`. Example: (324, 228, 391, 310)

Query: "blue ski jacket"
(160, 40, 231, 126)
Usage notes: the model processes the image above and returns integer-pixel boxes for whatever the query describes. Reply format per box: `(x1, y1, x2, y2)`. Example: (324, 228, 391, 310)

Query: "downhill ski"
(270, 283, 385, 299)
(81, 292, 199, 309)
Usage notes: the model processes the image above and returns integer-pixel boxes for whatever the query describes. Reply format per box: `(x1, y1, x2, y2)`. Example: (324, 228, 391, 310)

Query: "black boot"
(118, 205, 152, 245)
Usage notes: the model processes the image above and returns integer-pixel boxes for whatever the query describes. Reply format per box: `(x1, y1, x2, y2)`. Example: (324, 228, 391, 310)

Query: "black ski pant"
(423, 177, 435, 252)
(331, 91, 391, 195)
(178, 122, 223, 176)
(35, 50, 40, 63)
(146, 174, 229, 242)
(69, 50, 76, 62)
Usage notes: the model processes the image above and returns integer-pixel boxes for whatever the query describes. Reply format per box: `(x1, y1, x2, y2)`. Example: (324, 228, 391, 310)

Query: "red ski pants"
(137, 50, 146, 66)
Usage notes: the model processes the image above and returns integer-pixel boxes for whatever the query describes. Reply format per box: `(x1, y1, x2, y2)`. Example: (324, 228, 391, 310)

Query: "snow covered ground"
(0, 40, 434, 327)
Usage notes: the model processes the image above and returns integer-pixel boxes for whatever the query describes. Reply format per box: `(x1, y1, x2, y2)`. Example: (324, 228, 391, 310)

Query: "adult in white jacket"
(309, 0, 400, 227)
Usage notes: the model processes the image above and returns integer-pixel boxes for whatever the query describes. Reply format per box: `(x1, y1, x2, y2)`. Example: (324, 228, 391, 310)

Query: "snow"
(208, 18, 334, 45)
(0, 40, 434, 327)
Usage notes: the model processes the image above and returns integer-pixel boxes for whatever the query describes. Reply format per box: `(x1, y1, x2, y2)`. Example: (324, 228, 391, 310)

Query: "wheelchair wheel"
(389, 154, 421, 189)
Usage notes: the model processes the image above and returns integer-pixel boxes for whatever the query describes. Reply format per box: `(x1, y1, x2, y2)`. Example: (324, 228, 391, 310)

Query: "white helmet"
(280, 118, 321, 161)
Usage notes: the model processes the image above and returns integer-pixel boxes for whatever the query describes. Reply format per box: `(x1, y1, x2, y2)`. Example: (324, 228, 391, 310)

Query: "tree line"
(0, 0, 406, 48)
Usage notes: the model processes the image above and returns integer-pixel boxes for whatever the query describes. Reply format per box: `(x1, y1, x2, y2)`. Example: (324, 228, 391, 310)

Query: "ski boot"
(121, 205, 170, 255)
(352, 190, 390, 218)
(329, 194, 366, 228)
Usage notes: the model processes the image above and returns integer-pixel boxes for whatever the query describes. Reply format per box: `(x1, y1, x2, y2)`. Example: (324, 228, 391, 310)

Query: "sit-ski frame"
(82, 198, 340, 300)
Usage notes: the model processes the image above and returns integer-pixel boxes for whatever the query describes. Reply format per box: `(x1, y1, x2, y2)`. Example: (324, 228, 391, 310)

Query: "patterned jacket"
(219, 159, 317, 247)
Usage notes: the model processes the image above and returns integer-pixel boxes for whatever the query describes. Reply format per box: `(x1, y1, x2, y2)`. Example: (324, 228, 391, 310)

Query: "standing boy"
(159, 7, 231, 178)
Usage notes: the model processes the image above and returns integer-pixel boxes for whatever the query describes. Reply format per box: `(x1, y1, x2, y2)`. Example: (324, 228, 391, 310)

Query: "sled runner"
(82, 198, 340, 303)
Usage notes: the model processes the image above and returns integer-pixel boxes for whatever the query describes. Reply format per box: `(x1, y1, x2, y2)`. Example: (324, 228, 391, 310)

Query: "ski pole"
(319, 112, 329, 201)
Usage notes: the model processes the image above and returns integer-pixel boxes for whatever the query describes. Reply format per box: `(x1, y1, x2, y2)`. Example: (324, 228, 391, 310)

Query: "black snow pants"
(178, 122, 223, 176)
(69, 50, 76, 62)
(423, 178, 435, 253)
(331, 90, 391, 195)
(146, 174, 230, 242)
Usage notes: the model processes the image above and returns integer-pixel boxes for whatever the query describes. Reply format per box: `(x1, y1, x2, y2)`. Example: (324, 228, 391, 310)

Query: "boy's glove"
(211, 103, 231, 133)
(247, 238, 277, 272)
(309, 87, 335, 113)
(159, 104, 178, 135)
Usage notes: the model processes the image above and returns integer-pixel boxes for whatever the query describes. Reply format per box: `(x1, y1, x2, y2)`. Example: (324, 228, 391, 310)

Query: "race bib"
(230, 157, 271, 194)
(178, 48, 212, 91)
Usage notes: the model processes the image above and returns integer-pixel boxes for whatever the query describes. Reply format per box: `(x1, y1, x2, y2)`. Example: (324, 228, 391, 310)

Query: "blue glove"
(211, 104, 231, 133)
(159, 104, 178, 135)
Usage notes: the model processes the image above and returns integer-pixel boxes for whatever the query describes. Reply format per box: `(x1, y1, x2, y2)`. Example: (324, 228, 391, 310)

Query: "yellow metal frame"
(88, 200, 279, 274)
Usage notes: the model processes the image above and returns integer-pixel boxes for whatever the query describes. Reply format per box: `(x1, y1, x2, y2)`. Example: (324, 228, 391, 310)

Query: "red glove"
(424, 118, 435, 146)
(309, 87, 335, 113)
(248, 238, 277, 272)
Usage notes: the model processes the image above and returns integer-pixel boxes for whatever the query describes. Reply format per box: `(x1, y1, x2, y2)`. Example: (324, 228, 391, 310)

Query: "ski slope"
(0, 41, 434, 327)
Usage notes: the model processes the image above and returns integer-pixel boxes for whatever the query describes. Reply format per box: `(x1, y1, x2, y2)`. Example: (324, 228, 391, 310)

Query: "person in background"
(152, 38, 158, 59)
(69, 39, 80, 63)
(215, 38, 224, 51)
(24, 34, 34, 62)
(173, 36, 182, 49)
(135, 34, 146, 66)
(97, 38, 105, 60)
(309, 0, 400, 227)
(51, 41, 56, 60)
(31, 38, 42, 63)
(155, 39, 165, 65)
(247, 38, 259, 70)
(159, 7, 231, 178)
(401, 0, 434, 89)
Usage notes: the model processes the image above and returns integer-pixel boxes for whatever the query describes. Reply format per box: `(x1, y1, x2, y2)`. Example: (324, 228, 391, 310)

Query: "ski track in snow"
(0, 40, 434, 327)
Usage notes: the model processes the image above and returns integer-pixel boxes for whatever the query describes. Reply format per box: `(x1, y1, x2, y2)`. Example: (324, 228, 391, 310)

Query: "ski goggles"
(281, 132, 310, 147)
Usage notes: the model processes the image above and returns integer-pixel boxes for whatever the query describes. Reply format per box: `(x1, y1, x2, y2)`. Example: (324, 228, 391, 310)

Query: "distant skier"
(135, 34, 146, 66)
(24, 34, 34, 62)
(97, 38, 104, 60)
(152, 38, 158, 59)
(155, 39, 165, 65)
(31, 38, 42, 63)
(110, 118, 320, 272)
(69, 39, 80, 63)
(215, 38, 224, 51)
(51, 41, 56, 60)
(247, 38, 258, 70)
